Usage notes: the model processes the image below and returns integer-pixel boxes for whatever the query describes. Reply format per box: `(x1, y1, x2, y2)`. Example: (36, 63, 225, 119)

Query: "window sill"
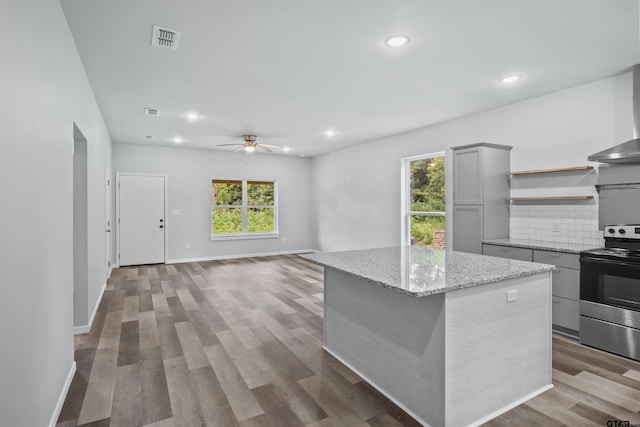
(210, 233, 280, 241)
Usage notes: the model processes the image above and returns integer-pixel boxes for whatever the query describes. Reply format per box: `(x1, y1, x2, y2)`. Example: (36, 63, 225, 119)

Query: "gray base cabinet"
(482, 244, 581, 337)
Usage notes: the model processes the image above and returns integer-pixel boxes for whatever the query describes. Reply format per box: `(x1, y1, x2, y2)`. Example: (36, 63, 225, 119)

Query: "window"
(211, 179, 278, 240)
(402, 153, 446, 248)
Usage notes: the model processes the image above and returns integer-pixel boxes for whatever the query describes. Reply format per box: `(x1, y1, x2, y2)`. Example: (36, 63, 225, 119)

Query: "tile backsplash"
(510, 203, 603, 246)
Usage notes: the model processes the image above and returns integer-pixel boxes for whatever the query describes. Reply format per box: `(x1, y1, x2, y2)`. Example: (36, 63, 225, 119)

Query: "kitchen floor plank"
(140, 346, 173, 425)
(163, 356, 207, 427)
(77, 347, 118, 425)
(203, 344, 264, 422)
(110, 364, 142, 427)
(174, 321, 210, 370)
(189, 365, 239, 427)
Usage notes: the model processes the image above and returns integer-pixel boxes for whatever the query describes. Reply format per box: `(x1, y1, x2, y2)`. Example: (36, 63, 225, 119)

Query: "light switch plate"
(506, 289, 518, 303)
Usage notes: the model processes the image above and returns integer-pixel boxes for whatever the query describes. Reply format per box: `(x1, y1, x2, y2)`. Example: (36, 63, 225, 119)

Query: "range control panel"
(603, 224, 640, 239)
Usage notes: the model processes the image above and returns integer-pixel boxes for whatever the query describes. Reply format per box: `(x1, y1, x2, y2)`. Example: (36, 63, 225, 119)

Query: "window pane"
(410, 157, 445, 212)
(212, 180, 242, 206)
(212, 208, 242, 234)
(248, 208, 274, 232)
(410, 215, 446, 248)
(247, 181, 274, 206)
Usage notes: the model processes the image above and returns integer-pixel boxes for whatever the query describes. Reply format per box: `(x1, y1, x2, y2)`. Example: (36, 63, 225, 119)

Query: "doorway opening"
(73, 123, 89, 327)
(401, 152, 446, 247)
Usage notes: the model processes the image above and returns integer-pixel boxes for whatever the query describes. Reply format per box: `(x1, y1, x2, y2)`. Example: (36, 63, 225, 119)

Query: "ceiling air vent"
(151, 25, 181, 50)
(144, 108, 159, 116)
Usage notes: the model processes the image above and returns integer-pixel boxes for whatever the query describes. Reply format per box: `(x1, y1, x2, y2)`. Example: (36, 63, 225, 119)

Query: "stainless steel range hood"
(588, 65, 640, 164)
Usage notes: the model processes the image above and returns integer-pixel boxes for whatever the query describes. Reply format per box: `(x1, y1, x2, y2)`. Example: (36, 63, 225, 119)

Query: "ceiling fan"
(216, 135, 280, 153)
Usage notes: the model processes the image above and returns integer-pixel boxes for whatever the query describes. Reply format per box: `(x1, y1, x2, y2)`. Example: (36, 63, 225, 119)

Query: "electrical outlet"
(506, 289, 518, 303)
(185, 243, 190, 249)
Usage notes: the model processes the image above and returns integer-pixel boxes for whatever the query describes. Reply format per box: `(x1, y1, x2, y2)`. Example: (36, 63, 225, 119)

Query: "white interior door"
(118, 174, 165, 266)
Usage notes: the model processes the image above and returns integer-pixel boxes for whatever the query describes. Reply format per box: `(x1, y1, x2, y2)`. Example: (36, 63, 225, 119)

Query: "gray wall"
(113, 143, 313, 261)
(311, 72, 633, 252)
(0, 1, 113, 426)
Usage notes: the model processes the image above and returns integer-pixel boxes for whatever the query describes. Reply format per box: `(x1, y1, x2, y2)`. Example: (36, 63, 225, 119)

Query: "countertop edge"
(482, 239, 600, 254)
(300, 254, 554, 297)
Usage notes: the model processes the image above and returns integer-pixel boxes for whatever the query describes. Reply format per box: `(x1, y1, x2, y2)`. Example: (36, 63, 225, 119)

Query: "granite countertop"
(482, 238, 601, 254)
(300, 246, 553, 297)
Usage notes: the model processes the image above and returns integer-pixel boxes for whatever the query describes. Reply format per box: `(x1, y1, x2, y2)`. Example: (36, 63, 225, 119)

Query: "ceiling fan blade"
(255, 145, 272, 153)
(233, 146, 245, 152)
(216, 143, 244, 147)
(257, 143, 281, 148)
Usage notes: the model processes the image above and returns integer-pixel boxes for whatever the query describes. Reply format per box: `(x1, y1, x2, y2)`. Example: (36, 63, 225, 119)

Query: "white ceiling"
(61, 0, 640, 157)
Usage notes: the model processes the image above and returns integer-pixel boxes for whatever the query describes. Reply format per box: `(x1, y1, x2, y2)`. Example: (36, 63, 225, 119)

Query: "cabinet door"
(452, 205, 483, 254)
(551, 267, 580, 300)
(552, 296, 580, 332)
(453, 147, 483, 204)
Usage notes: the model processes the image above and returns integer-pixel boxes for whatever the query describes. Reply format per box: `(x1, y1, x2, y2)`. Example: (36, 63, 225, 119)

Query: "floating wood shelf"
(509, 196, 594, 201)
(508, 166, 593, 176)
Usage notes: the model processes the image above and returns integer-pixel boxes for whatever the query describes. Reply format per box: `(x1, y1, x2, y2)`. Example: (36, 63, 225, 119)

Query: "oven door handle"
(581, 256, 640, 270)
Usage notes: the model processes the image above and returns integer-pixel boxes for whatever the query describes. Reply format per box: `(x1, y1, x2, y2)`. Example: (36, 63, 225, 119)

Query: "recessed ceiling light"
(185, 112, 199, 121)
(324, 129, 337, 138)
(500, 75, 521, 84)
(385, 35, 410, 47)
(173, 137, 183, 144)
(283, 147, 291, 152)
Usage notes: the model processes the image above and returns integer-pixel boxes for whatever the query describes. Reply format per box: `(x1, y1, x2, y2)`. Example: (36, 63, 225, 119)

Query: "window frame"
(401, 152, 446, 246)
(210, 178, 279, 241)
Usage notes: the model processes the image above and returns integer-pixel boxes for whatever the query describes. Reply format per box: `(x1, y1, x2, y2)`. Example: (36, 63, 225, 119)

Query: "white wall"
(311, 73, 633, 252)
(0, 0, 113, 425)
(113, 143, 313, 262)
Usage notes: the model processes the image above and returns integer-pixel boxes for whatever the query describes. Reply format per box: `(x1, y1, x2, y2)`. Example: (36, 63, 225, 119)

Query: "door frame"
(115, 173, 169, 267)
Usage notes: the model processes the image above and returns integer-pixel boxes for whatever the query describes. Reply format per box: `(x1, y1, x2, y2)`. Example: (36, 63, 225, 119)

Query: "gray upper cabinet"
(451, 143, 512, 254)
(453, 147, 484, 204)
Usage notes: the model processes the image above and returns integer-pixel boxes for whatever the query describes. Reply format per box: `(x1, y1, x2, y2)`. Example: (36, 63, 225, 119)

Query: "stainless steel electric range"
(580, 224, 640, 361)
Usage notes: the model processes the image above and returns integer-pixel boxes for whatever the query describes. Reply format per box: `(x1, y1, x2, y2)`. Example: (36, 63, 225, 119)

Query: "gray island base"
(302, 246, 554, 427)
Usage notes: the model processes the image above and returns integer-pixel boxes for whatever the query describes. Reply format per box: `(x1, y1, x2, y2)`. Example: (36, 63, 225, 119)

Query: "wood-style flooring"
(57, 255, 640, 427)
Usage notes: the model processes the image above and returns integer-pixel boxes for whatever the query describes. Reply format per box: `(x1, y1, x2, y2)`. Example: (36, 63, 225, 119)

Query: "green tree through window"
(212, 180, 277, 236)
(409, 156, 445, 247)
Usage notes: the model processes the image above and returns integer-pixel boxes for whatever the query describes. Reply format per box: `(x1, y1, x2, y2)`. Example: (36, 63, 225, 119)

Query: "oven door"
(580, 256, 640, 312)
(580, 255, 640, 361)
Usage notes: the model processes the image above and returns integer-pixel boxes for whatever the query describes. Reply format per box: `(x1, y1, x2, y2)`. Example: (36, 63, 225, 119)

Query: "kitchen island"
(301, 246, 554, 427)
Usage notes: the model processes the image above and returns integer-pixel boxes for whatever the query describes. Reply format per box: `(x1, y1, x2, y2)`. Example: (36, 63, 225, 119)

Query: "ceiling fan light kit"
(216, 135, 281, 155)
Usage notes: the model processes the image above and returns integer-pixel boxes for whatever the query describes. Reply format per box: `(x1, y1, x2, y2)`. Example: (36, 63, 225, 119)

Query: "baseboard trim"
(322, 346, 431, 426)
(467, 384, 553, 427)
(74, 276, 108, 335)
(48, 361, 76, 427)
(166, 249, 316, 264)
